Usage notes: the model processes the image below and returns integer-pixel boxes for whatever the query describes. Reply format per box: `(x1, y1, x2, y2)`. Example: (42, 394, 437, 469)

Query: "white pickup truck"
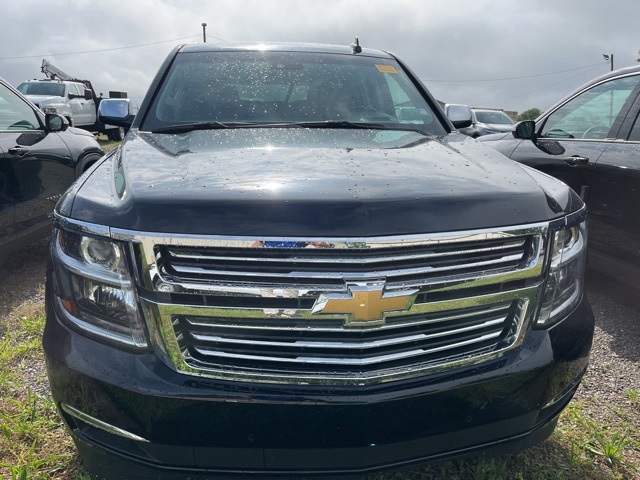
(17, 60, 127, 140)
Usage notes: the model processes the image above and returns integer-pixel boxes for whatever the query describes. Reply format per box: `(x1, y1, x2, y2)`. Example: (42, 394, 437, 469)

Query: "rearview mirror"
(512, 120, 536, 140)
(84, 89, 93, 101)
(98, 98, 135, 128)
(45, 113, 69, 132)
(445, 104, 473, 129)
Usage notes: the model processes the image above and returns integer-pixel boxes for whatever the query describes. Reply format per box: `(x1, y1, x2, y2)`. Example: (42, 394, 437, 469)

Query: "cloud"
(0, 0, 637, 113)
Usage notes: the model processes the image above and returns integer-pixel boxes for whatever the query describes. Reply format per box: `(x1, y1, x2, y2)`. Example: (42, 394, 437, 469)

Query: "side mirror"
(84, 89, 93, 101)
(98, 98, 135, 128)
(445, 104, 473, 129)
(512, 120, 536, 140)
(45, 113, 69, 132)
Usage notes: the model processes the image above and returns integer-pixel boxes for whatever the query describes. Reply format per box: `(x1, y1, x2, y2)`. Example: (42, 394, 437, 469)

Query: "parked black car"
(0, 77, 103, 259)
(479, 65, 640, 288)
(44, 42, 593, 479)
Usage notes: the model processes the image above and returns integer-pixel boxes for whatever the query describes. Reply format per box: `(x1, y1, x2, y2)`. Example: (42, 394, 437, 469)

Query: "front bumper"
(44, 291, 594, 479)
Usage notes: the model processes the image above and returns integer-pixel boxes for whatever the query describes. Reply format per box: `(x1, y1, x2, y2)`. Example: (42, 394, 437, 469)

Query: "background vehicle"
(480, 65, 640, 288)
(0, 77, 103, 258)
(445, 104, 514, 137)
(44, 42, 593, 479)
(17, 60, 128, 140)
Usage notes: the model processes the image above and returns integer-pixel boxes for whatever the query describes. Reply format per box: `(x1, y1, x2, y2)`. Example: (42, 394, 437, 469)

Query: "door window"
(0, 84, 40, 131)
(540, 75, 640, 140)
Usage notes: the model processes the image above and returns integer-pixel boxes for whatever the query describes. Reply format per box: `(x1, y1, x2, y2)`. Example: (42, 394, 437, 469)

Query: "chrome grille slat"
(114, 222, 549, 384)
(183, 302, 511, 333)
(193, 332, 501, 366)
(166, 239, 526, 264)
(189, 317, 506, 350)
(165, 253, 525, 280)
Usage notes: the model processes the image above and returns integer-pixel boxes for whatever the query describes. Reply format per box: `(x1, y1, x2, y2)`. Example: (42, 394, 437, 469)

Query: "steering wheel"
(8, 120, 36, 130)
(361, 109, 398, 122)
(581, 125, 609, 139)
(544, 128, 574, 139)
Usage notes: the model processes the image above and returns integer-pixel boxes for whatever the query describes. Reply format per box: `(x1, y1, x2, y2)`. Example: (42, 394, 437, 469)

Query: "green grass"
(96, 134, 121, 153)
(1, 303, 638, 479)
(0, 311, 84, 479)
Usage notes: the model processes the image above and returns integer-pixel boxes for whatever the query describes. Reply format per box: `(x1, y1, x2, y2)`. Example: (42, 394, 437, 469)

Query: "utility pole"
(603, 53, 614, 71)
(202, 23, 207, 43)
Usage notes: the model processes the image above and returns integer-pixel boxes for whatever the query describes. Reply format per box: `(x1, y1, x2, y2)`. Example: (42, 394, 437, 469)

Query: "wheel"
(76, 152, 104, 177)
(106, 127, 125, 141)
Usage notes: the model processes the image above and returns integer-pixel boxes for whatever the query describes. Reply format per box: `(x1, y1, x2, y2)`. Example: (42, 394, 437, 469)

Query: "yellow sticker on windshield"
(376, 65, 398, 74)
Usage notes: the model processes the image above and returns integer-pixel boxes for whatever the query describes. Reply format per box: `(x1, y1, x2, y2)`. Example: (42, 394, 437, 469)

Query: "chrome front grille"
(114, 224, 550, 385)
(174, 300, 519, 377)
(154, 235, 531, 290)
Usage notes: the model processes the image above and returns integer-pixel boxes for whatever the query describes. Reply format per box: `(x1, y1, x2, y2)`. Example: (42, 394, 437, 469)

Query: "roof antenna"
(351, 37, 362, 54)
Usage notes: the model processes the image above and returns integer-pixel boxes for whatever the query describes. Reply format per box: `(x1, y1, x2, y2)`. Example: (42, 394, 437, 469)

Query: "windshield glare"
(474, 110, 514, 125)
(17, 82, 65, 97)
(142, 51, 446, 135)
(475, 110, 515, 125)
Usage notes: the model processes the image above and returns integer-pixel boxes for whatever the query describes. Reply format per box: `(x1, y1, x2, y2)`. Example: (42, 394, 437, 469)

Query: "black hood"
(59, 128, 582, 237)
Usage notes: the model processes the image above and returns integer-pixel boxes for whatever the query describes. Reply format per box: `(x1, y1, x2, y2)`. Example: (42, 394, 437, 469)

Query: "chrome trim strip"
(110, 222, 549, 246)
(145, 285, 535, 324)
(53, 211, 111, 237)
(60, 403, 149, 442)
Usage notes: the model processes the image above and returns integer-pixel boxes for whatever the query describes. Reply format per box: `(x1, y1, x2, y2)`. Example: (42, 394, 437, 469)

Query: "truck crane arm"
(41, 59, 74, 81)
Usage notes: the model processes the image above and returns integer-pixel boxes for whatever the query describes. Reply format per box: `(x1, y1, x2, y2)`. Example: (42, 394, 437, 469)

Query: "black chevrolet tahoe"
(44, 42, 594, 479)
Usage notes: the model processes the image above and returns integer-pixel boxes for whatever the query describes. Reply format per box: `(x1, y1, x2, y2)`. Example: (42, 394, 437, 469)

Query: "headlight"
(52, 228, 148, 348)
(536, 219, 587, 326)
(41, 106, 58, 114)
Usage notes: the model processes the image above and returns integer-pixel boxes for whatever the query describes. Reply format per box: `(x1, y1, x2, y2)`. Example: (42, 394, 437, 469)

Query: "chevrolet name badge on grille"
(311, 283, 419, 326)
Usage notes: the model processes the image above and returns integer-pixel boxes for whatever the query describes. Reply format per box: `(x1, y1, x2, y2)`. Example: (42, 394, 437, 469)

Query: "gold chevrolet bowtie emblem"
(312, 284, 418, 326)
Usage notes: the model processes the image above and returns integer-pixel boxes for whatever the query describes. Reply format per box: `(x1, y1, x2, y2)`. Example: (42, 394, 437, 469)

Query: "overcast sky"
(1, 0, 638, 114)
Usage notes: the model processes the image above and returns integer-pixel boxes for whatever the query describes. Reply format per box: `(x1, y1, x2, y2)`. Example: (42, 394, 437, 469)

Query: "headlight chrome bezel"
(536, 208, 588, 327)
(52, 221, 148, 350)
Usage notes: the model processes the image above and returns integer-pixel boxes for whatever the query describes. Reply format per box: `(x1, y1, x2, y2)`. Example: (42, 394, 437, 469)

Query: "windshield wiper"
(288, 120, 386, 129)
(151, 120, 418, 134)
(150, 121, 263, 134)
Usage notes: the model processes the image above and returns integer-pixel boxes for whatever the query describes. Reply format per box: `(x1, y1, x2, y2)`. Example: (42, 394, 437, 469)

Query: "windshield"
(141, 50, 446, 135)
(17, 82, 65, 97)
(474, 110, 514, 125)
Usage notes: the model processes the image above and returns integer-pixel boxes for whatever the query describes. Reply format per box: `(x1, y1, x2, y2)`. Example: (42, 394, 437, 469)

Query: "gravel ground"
(0, 239, 638, 476)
